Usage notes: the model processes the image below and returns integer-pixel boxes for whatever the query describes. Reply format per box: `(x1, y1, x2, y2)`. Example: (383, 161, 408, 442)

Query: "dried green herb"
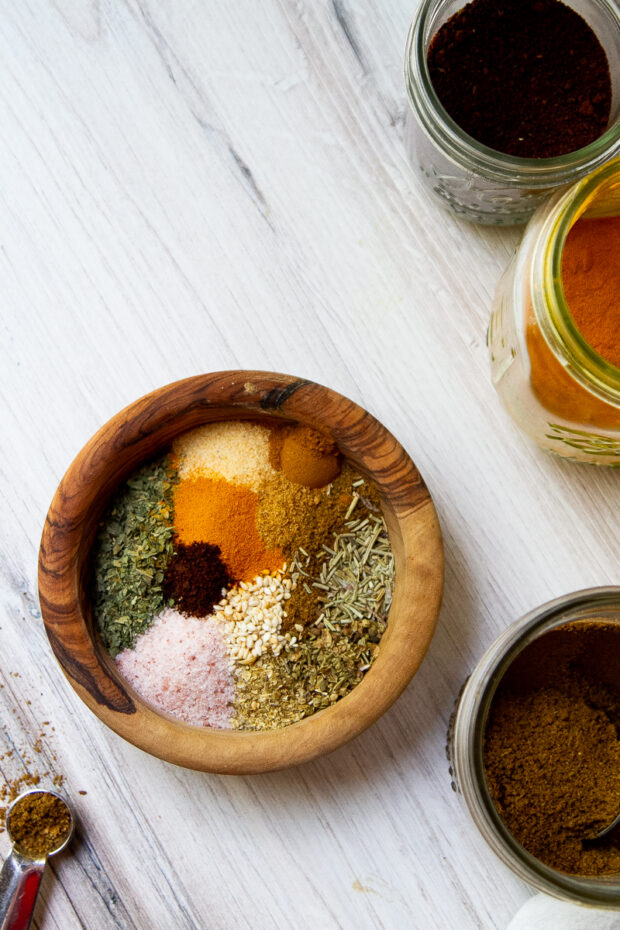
(91, 456, 177, 656)
(295, 513, 394, 631)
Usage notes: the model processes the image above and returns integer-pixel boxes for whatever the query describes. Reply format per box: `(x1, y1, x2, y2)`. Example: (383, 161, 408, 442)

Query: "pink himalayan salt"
(115, 608, 234, 728)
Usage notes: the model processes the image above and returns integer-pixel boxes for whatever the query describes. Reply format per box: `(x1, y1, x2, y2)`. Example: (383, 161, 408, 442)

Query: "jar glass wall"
(488, 158, 620, 464)
(451, 588, 620, 908)
(404, 0, 620, 225)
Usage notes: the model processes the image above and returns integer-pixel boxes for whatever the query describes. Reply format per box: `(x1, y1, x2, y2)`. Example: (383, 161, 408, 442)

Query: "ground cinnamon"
(484, 621, 620, 875)
(270, 424, 341, 489)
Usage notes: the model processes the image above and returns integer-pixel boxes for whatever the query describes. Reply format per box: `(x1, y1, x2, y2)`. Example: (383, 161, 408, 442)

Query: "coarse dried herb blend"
(91, 455, 177, 655)
(484, 621, 620, 875)
(427, 0, 612, 159)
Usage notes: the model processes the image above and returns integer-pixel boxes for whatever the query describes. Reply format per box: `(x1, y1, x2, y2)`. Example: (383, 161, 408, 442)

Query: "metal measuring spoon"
(0, 789, 74, 930)
(588, 810, 620, 843)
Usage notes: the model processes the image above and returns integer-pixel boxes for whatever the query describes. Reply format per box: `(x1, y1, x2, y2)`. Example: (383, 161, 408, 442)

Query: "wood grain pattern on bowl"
(38, 371, 444, 774)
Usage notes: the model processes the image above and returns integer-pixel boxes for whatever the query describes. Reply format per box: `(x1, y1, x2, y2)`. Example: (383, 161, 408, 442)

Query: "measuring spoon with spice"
(0, 789, 74, 930)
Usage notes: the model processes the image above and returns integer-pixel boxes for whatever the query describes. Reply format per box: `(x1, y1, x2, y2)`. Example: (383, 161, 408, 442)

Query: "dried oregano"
(91, 456, 177, 656)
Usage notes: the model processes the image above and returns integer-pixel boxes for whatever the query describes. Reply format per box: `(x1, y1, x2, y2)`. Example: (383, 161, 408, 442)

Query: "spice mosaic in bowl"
(38, 372, 444, 774)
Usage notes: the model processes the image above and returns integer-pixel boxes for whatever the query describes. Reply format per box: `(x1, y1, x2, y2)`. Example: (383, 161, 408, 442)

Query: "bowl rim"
(38, 370, 444, 774)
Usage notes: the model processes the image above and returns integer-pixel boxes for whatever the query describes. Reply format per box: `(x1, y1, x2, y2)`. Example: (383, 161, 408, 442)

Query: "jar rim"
(404, 0, 620, 185)
(454, 587, 620, 907)
(532, 157, 620, 405)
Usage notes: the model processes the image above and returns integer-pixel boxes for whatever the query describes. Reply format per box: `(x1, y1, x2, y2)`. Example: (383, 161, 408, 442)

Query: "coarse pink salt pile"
(115, 608, 234, 728)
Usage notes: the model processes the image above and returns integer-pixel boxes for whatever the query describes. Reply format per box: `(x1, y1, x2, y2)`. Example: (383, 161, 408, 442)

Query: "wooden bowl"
(38, 371, 444, 774)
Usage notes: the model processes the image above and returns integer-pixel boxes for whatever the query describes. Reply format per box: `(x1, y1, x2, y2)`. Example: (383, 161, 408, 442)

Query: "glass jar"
(404, 0, 620, 225)
(450, 587, 620, 908)
(488, 158, 620, 464)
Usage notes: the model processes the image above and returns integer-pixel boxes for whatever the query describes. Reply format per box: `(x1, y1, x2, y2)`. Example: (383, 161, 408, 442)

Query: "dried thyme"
(91, 455, 177, 656)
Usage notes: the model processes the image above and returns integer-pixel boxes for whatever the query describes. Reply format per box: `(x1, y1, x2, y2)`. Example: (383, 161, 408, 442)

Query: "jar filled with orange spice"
(488, 158, 620, 464)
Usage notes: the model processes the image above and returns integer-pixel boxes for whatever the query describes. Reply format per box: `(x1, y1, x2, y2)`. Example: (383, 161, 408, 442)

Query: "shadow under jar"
(404, 0, 620, 225)
(488, 158, 620, 464)
(450, 588, 620, 908)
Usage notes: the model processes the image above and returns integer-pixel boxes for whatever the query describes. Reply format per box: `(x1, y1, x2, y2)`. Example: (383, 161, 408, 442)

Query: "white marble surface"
(0, 1, 619, 928)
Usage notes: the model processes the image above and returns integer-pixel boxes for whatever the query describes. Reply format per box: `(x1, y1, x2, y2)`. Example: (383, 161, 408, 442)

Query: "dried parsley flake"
(91, 455, 177, 656)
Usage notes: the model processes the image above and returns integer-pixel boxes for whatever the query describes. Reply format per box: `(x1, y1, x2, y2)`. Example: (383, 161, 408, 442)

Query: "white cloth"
(508, 895, 620, 930)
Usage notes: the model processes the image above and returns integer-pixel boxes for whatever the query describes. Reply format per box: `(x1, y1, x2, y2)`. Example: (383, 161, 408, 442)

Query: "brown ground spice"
(0, 720, 64, 831)
(9, 792, 71, 858)
(484, 621, 620, 875)
(270, 424, 341, 489)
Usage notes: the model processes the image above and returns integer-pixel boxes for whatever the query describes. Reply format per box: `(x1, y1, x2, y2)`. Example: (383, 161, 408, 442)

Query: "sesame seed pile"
(93, 420, 394, 730)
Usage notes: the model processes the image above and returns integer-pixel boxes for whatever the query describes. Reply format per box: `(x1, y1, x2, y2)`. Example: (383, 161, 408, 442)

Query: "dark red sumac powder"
(164, 542, 234, 617)
(427, 0, 612, 159)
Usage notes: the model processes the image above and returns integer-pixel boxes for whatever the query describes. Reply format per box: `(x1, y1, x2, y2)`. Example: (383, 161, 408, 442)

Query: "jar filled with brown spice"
(449, 588, 620, 907)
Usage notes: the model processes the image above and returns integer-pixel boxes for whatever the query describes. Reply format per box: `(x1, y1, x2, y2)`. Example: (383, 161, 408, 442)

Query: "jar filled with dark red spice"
(449, 588, 620, 906)
(404, 0, 620, 225)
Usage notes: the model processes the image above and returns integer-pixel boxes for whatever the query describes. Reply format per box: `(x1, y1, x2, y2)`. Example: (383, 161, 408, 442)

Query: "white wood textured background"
(0, 1, 619, 928)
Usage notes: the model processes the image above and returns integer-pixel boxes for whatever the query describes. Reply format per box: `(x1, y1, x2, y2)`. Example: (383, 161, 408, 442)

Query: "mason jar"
(487, 158, 620, 464)
(450, 587, 620, 908)
(404, 0, 620, 225)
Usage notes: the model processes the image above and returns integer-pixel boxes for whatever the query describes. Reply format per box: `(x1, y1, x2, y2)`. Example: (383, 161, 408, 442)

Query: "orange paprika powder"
(525, 215, 620, 429)
(562, 216, 620, 370)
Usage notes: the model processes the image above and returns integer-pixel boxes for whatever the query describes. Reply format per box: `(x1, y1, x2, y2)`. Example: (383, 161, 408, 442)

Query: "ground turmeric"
(526, 215, 620, 429)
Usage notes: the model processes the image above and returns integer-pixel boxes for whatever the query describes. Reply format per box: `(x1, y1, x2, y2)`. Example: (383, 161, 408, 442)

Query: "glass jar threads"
(450, 588, 620, 907)
(404, 0, 620, 226)
(488, 158, 620, 464)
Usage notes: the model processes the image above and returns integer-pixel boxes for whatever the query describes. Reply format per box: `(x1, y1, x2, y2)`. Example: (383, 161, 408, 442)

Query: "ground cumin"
(9, 791, 71, 858)
(484, 621, 620, 875)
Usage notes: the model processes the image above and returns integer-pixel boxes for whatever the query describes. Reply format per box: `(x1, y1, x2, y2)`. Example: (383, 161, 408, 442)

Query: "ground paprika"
(428, 0, 612, 159)
(562, 216, 620, 370)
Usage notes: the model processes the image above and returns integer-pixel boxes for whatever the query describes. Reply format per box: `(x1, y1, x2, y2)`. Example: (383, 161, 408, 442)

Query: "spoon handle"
(0, 851, 46, 930)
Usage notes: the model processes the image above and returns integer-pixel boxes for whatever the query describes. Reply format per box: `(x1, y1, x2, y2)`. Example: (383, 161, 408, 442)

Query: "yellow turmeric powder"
(173, 476, 283, 582)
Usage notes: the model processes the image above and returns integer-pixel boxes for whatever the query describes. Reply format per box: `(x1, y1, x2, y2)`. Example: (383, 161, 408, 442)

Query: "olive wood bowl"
(39, 371, 444, 774)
